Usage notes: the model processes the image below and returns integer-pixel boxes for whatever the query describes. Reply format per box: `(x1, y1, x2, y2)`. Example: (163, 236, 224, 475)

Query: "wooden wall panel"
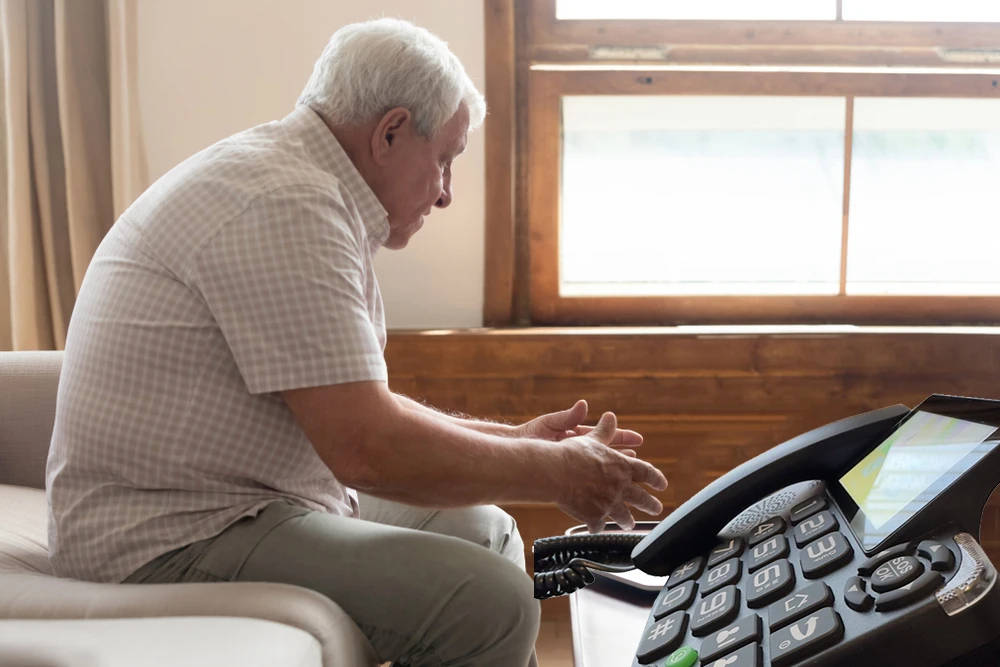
(385, 329, 1000, 620)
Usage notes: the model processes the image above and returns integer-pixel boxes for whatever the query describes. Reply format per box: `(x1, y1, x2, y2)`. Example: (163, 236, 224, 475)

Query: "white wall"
(135, 0, 486, 329)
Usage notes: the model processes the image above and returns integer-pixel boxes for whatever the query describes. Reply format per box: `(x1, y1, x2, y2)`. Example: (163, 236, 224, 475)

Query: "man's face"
(375, 104, 469, 250)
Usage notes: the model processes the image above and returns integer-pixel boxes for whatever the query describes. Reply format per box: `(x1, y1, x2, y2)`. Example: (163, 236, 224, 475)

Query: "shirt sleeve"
(191, 184, 387, 395)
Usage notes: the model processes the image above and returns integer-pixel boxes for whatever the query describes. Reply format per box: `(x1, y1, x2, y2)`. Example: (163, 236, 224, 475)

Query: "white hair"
(298, 18, 486, 138)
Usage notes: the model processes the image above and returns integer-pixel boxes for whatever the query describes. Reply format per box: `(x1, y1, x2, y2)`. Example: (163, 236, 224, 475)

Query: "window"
(483, 0, 1000, 325)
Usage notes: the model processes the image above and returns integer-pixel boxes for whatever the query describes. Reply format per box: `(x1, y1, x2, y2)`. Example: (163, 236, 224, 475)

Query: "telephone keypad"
(843, 576, 874, 612)
(747, 535, 789, 573)
(748, 517, 785, 546)
(768, 607, 844, 667)
(799, 532, 854, 579)
(703, 557, 742, 596)
(870, 556, 924, 593)
(788, 497, 827, 524)
(709, 538, 746, 567)
(637, 610, 689, 664)
(690, 585, 740, 637)
(699, 614, 762, 663)
(917, 540, 955, 571)
(857, 542, 915, 577)
(669, 557, 706, 589)
(792, 511, 838, 547)
(707, 642, 760, 667)
(746, 559, 795, 608)
(874, 570, 945, 613)
(767, 581, 833, 631)
(653, 580, 698, 620)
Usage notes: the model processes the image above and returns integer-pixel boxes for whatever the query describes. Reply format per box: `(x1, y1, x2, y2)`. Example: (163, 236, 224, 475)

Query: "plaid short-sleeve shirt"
(46, 106, 390, 583)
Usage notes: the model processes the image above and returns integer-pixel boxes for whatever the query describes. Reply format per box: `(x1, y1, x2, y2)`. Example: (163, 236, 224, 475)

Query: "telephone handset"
(534, 395, 1000, 666)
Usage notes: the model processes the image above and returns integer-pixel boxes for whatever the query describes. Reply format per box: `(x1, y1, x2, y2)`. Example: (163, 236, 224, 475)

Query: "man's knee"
(423, 505, 525, 567)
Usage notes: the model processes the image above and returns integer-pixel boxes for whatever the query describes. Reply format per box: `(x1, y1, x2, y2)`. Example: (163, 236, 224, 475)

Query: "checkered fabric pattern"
(46, 106, 390, 583)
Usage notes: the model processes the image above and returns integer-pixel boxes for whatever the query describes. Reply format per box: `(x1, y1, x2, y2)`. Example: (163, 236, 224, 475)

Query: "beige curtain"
(0, 0, 145, 351)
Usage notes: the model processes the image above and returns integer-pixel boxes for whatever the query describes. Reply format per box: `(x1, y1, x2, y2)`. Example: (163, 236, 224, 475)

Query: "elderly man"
(46, 18, 667, 667)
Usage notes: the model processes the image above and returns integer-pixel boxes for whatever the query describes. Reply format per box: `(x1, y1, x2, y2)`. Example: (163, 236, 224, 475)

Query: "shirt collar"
(286, 105, 390, 249)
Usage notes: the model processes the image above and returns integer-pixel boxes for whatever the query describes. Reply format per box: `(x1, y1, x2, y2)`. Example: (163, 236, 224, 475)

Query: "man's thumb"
(591, 412, 617, 443)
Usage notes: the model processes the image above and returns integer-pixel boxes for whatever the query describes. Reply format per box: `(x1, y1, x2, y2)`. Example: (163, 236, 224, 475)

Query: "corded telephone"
(534, 395, 1000, 666)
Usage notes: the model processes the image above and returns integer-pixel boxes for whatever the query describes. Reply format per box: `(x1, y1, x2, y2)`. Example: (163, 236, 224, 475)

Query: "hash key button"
(770, 608, 844, 667)
(793, 511, 838, 547)
(636, 610, 688, 664)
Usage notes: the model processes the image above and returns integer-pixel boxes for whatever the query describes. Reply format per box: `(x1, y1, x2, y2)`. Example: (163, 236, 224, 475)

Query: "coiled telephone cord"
(532, 532, 645, 600)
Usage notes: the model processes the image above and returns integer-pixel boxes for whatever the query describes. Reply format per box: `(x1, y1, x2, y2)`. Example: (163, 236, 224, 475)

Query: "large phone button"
(871, 556, 924, 593)
(793, 511, 838, 547)
(800, 532, 854, 579)
(699, 614, 761, 663)
(708, 537, 746, 567)
(748, 517, 785, 546)
(747, 535, 789, 573)
(789, 496, 828, 525)
(746, 559, 795, 608)
(769, 607, 844, 667)
(916, 540, 956, 572)
(636, 610, 688, 664)
(690, 585, 740, 637)
(875, 570, 945, 613)
(857, 542, 915, 576)
(701, 557, 742, 596)
(703, 643, 759, 667)
(767, 581, 833, 631)
(653, 580, 697, 619)
(668, 556, 705, 589)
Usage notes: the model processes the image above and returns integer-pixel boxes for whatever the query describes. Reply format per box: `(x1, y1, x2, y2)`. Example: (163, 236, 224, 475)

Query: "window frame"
(483, 0, 1000, 326)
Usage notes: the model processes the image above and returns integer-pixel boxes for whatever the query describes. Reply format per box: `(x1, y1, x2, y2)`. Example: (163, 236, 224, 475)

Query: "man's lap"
(124, 499, 538, 666)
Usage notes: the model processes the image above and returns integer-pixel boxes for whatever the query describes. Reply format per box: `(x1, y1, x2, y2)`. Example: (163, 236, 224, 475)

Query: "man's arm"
(282, 380, 666, 531)
(395, 393, 514, 437)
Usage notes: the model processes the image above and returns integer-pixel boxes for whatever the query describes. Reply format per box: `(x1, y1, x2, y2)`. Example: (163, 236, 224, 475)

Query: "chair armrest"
(0, 572, 378, 667)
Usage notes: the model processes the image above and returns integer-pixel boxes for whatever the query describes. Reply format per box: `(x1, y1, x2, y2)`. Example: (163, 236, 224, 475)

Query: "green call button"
(664, 646, 697, 667)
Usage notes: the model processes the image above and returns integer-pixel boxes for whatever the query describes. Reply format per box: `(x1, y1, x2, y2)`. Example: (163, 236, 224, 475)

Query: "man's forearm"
(395, 393, 515, 437)
(346, 398, 562, 508)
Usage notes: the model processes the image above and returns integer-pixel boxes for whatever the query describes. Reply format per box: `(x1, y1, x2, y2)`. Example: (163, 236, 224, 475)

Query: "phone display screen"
(837, 409, 1000, 551)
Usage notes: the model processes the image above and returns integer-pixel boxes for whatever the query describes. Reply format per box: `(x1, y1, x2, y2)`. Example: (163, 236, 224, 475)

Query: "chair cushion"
(0, 617, 322, 667)
(0, 484, 52, 574)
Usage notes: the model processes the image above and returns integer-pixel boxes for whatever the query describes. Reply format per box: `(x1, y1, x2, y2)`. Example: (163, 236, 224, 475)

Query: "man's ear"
(371, 107, 411, 165)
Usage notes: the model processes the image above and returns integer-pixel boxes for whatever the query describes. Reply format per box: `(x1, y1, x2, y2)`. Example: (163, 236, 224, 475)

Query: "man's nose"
(435, 181, 452, 209)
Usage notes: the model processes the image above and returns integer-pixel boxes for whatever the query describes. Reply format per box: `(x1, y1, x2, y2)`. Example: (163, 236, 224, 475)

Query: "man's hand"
(514, 399, 643, 449)
(554, 411, 667, 534)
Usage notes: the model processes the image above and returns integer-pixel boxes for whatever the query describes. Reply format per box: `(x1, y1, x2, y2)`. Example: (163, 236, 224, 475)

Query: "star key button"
(636, 610, 688, 664)
(668, 557, 705, 589)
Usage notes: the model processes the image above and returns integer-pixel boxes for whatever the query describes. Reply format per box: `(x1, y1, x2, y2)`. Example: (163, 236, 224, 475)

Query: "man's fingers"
(586, 516, 606, 534)
(589, 412, 618, 444)
(608, 504, 636, 531)
(618, 448, 637, 458)
(625, 484, 663, 516)
(630, 458, 668, 491)
(574, 425, 643, 447)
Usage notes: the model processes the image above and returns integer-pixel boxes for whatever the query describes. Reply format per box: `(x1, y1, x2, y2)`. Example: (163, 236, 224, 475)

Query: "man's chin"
(384, 220, 423, 250)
